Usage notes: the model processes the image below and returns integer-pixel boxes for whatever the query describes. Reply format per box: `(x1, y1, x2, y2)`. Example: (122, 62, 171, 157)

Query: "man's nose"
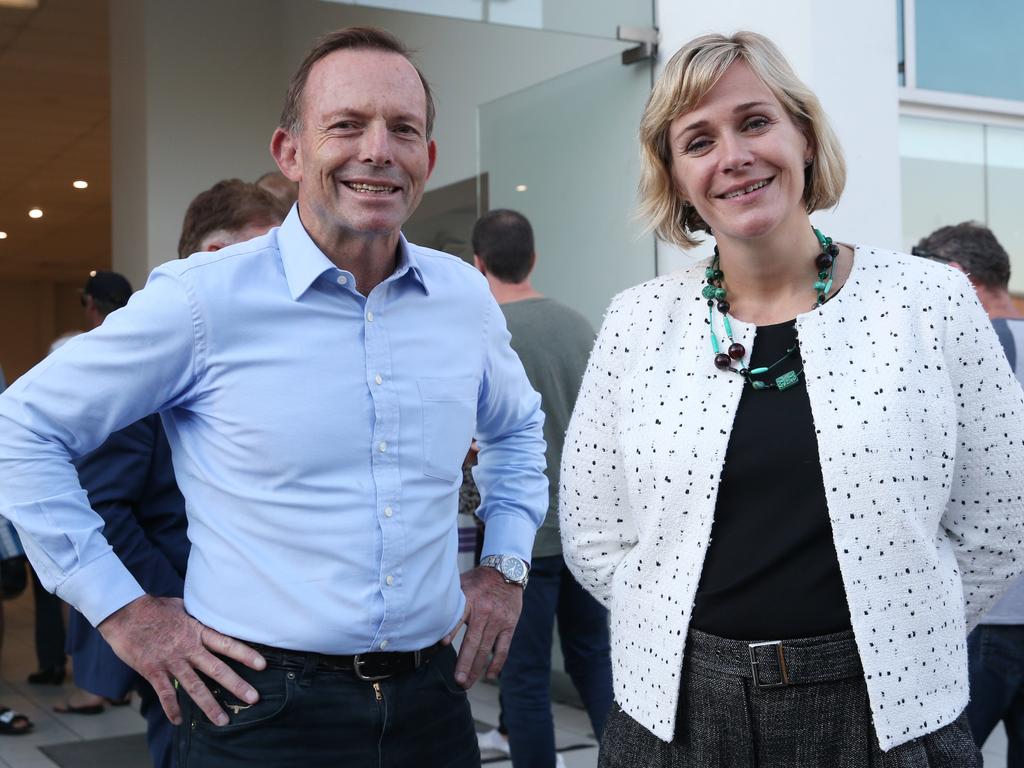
(360, 122, 393, 166)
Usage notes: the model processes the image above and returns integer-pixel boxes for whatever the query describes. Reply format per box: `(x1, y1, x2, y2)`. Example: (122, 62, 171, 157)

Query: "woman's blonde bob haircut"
(638, 31, 846, 249)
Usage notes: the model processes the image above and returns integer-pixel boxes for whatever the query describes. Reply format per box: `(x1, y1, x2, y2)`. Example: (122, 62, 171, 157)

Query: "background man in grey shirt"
(473, 209, 613, 767)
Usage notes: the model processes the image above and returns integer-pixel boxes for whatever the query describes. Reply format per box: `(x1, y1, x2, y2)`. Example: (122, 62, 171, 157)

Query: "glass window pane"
(323, 0, 654, 39)
(900, 116, 986, 252)
(478, 54, 655, 327)
(916, 0, 1024, 101)
(987, 125, 1024, 294)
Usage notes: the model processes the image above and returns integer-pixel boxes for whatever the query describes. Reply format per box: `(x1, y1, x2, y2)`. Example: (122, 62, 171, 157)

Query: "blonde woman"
(561, 31, 1024, 766)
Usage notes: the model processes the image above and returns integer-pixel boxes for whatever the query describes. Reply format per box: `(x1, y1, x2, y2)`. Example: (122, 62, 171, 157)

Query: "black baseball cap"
(82, 271, 133, 309)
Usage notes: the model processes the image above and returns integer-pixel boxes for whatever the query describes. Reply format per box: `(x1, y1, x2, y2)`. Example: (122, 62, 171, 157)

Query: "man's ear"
(270, 128, 302, 182)
(473, 254, 486, 275)
(426, 139, 437, 181)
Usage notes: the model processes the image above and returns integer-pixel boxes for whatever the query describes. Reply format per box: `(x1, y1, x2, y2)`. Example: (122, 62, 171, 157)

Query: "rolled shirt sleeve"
(0, 268, 198, 625)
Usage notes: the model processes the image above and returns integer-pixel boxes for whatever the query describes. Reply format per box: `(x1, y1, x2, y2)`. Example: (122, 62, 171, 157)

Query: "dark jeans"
(967, 624, 1024, 767)
(502, 554, 613, 768)
(176, 644, 479, 768)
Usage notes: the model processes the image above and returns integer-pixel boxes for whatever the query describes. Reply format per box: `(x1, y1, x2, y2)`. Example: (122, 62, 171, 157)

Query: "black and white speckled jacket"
(560, 246, 1024, 751)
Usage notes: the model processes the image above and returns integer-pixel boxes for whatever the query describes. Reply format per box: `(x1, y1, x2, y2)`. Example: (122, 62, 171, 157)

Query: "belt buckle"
(748, 641, 789, 688)
(352, 654, 392, 682)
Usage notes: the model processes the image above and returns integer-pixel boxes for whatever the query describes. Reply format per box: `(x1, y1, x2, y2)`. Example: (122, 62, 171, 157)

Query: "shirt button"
(378, 441, 387, 453)
(379, 640, 389, 650)
(337, 274, 348, 285)
(384, 506, 393, 518)
(366, 311, 374, 322)
(375, 374, 383, 385)
(385, 575, 394, 586)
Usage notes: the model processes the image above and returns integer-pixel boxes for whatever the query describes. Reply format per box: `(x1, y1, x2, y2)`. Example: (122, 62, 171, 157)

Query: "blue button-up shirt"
(0, 208, 547, 653)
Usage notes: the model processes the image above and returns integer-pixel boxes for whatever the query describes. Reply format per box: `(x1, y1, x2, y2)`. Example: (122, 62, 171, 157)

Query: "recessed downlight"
(73, 180, 89, 189)
(0, 232, 7, 239)
(515, 184, 528, 192)
(28, 208, 43, 219)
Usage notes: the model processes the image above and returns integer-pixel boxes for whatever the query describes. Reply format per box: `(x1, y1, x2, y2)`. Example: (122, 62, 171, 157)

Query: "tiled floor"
(0, 585, 1008, 767)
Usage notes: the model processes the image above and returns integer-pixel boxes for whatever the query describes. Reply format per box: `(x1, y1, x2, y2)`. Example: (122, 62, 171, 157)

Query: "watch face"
(501, 557, 527, 582)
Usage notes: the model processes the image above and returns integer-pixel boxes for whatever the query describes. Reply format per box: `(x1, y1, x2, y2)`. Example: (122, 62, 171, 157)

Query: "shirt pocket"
(418, 377, 478, 482)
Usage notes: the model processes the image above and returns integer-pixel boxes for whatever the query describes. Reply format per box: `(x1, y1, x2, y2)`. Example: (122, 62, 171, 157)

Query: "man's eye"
(394, 124, 417, 135)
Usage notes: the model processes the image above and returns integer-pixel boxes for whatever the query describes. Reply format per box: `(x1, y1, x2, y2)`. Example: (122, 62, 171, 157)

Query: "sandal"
(0, 707, 33, 735)
(53, 700, 105, 715)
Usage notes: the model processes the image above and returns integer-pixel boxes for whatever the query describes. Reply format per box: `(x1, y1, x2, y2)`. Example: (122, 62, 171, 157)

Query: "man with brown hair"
(0, 27, 545, 766)
(177, 178, 286, 258)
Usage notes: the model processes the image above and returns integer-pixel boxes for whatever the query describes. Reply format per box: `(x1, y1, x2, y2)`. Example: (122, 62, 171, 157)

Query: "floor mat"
(39, 733, 149, 768)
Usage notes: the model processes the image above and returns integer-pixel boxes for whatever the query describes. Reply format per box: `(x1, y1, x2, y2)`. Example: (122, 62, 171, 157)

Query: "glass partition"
(987, 125, 1024, 293)
(900, 115, 1024, 294)
(478, 53, 655, 327)
(321, 0, 653, 39)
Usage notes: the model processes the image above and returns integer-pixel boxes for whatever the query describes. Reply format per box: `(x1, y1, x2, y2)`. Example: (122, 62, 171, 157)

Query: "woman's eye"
(685, 138, 711, 154)
(744, 117, 770, 131)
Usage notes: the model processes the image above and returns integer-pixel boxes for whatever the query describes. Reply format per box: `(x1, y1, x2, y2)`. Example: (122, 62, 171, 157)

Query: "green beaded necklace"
(703, 227, 839, 391)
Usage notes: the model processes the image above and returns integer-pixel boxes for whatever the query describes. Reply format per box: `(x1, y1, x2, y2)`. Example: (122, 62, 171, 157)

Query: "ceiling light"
(515, 184, 527, 192)
(89, 270, 97, 277)
(73, 180, 89, 189)
(0, 232, 7, 239)
(0, 0, 40, 8)
(29, 208, 43, 219)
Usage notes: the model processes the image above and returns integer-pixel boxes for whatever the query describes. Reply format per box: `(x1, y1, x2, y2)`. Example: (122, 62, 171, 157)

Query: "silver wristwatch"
(480, 554, 529, 588)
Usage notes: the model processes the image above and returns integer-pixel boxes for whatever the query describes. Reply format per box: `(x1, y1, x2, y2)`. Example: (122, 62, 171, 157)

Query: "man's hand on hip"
(442, 565, 523, 688)
(98, 594, 266, 726)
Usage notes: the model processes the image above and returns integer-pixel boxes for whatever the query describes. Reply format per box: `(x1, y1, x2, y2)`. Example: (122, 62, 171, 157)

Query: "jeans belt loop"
(748, 641, 790, 688)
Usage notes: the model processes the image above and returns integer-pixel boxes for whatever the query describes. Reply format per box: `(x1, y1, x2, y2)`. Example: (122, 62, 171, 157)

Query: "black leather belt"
(250, 641, 443, 681)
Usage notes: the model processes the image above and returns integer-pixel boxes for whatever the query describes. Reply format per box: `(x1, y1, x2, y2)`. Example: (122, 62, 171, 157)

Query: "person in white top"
(560, 31, 1024, 767)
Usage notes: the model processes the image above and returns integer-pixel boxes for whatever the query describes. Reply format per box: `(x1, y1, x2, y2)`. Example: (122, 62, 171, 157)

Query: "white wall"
(110, 0, 627, 285)
(655, 0, 903, 271)
(279, 4, 627, 190)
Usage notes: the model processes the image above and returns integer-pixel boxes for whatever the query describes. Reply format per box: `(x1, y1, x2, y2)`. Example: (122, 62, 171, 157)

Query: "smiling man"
(0, 27, 547, 767)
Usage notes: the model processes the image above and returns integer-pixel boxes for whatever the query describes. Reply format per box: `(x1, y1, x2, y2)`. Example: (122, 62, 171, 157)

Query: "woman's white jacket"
(560, 246, 1024, 751)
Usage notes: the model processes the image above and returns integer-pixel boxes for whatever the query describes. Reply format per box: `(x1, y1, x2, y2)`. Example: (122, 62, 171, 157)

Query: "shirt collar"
(278, 206, 430, 300)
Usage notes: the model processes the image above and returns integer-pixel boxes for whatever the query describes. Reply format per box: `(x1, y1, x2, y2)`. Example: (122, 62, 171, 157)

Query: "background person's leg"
(557, 558, 613, 740)
(28, 567, 65, 683)
(503, 555, 561, 768)
(966, 626, 1018, 749)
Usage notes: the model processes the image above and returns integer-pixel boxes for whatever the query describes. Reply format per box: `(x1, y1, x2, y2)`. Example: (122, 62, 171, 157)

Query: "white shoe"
(477, 728, 511, 756)
(556, 754, 567, 768)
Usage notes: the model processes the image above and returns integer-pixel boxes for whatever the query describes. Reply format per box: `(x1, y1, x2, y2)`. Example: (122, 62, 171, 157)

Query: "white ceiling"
(0, 0, 109, 282)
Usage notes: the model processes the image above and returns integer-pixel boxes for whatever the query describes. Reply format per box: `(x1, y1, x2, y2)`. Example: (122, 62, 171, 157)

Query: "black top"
(689, 320, 852, 640)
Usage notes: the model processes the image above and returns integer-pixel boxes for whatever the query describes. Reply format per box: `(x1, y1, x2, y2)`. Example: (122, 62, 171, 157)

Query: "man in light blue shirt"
(0, 26, 547, 766)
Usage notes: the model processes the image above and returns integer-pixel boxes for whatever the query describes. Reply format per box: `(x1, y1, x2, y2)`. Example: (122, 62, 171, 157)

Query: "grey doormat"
(39, 733, 150, 768)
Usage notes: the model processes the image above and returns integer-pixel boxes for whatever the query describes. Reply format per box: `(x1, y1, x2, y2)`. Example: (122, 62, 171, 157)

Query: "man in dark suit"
(58, 182, 285, 767)
(56, 270, 188, 768)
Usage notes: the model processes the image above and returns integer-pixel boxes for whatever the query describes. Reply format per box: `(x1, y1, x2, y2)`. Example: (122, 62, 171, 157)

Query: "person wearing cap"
(81, 271, 134, 327)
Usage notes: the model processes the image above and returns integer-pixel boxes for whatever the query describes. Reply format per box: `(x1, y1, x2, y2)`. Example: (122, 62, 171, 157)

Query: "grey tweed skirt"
(598, 629, 980, 768)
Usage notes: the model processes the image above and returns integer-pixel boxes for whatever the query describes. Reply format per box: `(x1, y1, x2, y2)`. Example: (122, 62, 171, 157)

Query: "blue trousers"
(502, 554, 613, 768)
(966, 624, 1024, 767)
